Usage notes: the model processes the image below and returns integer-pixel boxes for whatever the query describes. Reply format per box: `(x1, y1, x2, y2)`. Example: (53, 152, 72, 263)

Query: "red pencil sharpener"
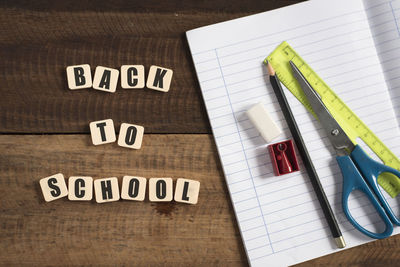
(268, 140, 300, 176)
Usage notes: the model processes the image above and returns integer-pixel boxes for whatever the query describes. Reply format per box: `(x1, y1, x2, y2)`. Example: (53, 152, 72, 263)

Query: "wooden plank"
(0, 134, 246, 266)
(0, 0, 302, 134)
(1, 134, 400, 265)
(1, 0, 302, 13)
(0, 37, 210, 134)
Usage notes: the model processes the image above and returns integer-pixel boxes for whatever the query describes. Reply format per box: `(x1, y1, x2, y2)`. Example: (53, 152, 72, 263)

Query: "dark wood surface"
(0, 0, 300, 134)
(1, 0, 400, 266)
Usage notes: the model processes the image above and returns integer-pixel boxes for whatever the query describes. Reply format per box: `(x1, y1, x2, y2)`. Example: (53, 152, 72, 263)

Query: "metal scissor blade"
(289, 61, 354, 155)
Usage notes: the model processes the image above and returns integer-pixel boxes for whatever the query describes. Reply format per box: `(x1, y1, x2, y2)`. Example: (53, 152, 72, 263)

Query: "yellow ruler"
(265, 41, 400, 198)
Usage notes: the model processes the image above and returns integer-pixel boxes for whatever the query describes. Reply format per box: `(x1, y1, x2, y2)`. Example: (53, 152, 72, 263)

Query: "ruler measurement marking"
(266, 42, 400, 197)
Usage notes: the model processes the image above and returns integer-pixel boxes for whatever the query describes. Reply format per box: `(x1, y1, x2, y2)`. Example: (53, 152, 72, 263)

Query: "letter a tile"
(93, 66, 119, 93)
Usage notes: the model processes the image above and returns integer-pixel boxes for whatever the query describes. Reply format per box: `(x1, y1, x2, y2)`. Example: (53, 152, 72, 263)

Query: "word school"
(39, 174, 200, 205)
(66, 64, 173, 93)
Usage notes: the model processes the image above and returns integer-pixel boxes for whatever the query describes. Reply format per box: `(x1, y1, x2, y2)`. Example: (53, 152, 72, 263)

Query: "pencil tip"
(267, 61, 275, 76)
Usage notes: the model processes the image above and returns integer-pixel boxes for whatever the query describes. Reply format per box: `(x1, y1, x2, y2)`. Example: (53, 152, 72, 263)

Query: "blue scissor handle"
(351, 145, 400, 226)
(337, 152, 393, 239)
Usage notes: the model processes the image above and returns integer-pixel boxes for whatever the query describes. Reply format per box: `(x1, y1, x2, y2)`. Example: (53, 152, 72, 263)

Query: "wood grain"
(0, 134, 246, 266)
(1, 134, 400, 266)
(2, 1, 399, 265)
(0, 35, 209, 134)
(0, 0, 301, 134)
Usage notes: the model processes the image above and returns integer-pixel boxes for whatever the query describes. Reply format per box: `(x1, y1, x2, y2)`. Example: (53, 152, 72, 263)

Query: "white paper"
(186, 0, 400, 266)
(364, 0, 400, 128)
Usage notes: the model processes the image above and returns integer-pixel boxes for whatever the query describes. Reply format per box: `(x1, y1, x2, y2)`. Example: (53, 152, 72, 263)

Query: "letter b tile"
(66, 64, 92, 90)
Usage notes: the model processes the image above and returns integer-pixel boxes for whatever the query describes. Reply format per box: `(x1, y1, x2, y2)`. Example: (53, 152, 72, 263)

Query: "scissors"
(290, 61, 400, 239)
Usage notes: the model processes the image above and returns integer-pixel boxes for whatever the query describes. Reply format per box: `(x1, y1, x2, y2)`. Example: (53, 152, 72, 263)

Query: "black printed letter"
(48, 178, 61, 197)
(74, 179, 85, 198)
(99, 70, 111, 89)
(156, 180, 166, 199)
(101, 180, 113, 200)
(182, 181, 190, 201)
(96, 122, 107, 141)
(127, 67, 138, 87)
(152, 68, 167, 88)
(125, 126, 137, 145)
(128, 178, 140, 198)
(74, 67, 86, 86)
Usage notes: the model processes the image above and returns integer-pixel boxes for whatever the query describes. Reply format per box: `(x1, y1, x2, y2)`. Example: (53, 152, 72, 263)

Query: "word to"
(40, 174, 200, 204)
(66, 64, 173, 93)
(90, 119, 144, 149)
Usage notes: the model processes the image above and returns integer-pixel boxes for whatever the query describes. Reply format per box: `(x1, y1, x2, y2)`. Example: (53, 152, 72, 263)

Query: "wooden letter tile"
(93, 66, 119, 93)
(121, 65, 145, 89)
(68, 176, 93, 201)
(94, 177, 120, 203)
(146, 65, 173, 92)
(121, 176, 147, 201)
(117, 123, 144, 149)
(39, 173, 68, 202)
(174, 178, 200, 204)
(149, 178, 173, 202)
(66, 64, 92, 90)
(89, 119, 116, 145)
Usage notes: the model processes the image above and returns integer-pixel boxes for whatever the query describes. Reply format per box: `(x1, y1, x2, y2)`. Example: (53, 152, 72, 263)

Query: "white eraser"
(246, 103, 282, 143)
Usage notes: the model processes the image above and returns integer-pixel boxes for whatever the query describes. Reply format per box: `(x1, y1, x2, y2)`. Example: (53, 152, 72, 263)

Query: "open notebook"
(186, 0, 400, 266)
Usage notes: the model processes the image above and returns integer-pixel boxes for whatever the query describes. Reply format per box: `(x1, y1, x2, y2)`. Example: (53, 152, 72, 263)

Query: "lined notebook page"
(365, 0, 400, 127)
(187, 0, 400, 266)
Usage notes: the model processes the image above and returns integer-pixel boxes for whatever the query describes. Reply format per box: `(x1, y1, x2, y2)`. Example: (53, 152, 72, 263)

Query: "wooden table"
(1, 0, 399, 265)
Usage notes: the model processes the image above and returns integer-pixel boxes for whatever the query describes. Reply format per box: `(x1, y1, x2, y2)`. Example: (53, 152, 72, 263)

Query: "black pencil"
(267, 62, 346, 248)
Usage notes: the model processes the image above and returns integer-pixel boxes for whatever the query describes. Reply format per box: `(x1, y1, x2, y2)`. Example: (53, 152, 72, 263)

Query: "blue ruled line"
(215, 49, 275, 253)
(390, 1, 400, 37)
